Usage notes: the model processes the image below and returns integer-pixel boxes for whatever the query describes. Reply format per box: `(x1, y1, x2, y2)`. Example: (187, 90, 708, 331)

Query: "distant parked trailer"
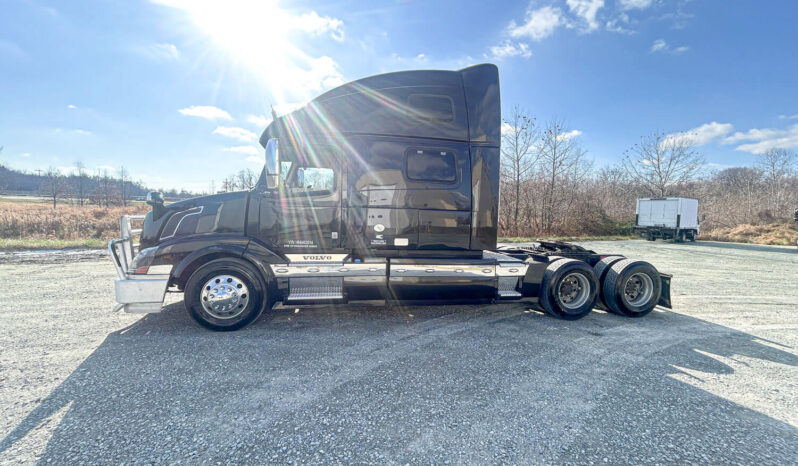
(634, 197, 700, 242)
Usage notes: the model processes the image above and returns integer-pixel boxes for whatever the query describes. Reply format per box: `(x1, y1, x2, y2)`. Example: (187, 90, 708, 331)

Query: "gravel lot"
(1, 240, 796, 464)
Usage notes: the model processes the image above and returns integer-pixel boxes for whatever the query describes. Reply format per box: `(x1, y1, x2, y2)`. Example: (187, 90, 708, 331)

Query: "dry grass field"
(0, 201, 148, 248)
(700, 222, 797, 246)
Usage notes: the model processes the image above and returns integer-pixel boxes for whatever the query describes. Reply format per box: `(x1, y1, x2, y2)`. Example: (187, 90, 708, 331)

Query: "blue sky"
(1, 0, 796, 192)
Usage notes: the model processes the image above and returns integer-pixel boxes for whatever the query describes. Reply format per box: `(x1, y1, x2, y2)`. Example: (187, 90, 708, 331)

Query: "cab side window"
(281, 145, 338, 195)
(406, 149, 457, 183)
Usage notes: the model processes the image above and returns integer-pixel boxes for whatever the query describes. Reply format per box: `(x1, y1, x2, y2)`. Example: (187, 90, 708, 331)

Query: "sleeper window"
(408, 94, 455, 122)
(406, 150, 456, 183)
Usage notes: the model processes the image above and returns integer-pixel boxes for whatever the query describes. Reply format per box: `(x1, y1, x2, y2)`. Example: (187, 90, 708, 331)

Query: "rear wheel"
(540, 259, 599, 320)
(184, 258, 267, 331)
(593, 255, 625, 309)
(603, 259, 661, 317)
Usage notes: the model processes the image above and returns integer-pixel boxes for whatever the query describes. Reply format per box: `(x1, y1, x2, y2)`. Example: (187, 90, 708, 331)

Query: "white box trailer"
(634, 197, 699, 242)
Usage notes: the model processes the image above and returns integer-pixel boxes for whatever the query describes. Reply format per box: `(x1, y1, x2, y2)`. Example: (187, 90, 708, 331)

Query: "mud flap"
(657, 273, 672, 308)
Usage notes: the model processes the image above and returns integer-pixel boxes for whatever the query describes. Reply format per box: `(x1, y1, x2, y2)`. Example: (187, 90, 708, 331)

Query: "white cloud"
(567, 0, 604, 32)
(247, 115, 272, 128)
(559, 129, 583, 141)
(178, 105, 232, 120)
(245, 156, 263, 164)
(508, 6, 564, 41)
(487, 41, 532, 60)
(291, 11, 344, 41)
(777, 114, 798, 120)
(97, 165, 116, 172)
(664, 122, 734, 146)
(21, 152, 31, 157)
(650, 39, 688, 54)
(213, 126, 257, 142)
(619, 0, 653, 10)
(501, 122, 518, 136)
(605, 13, 635, 34)
(73, 129, 92, 136)
(152, 43, 180, 60)
(223, 145, 259, 155)
(723, 123, 798, 154)
(67, 104, 77, 109)
(650, 38, 667, 52)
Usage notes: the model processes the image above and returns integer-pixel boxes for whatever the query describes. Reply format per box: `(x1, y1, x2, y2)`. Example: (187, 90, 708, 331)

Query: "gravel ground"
(0, 240, 796, 464)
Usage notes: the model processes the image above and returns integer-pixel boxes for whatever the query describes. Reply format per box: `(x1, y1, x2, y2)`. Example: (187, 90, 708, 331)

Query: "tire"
(593, 255, 625, 309)
(602, 259, 661, 318)
(675, 231, 685, 243)
(184, 258, 267, 331)
(540, 259, 599, 320)
(689, 231, 697, 242)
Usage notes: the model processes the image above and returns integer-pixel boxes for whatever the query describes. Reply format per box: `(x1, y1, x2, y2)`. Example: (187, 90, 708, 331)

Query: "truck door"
(256, 145, 343, 252)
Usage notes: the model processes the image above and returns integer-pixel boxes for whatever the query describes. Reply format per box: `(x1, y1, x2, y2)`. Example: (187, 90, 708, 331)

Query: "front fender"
(151, 235, 251, 288)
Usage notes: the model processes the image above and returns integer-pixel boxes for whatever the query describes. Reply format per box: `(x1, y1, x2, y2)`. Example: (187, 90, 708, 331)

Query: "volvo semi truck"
(109, 64, 672, 331)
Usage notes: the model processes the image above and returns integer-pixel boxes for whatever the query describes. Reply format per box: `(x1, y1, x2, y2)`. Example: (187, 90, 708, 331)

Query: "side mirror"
(264, 138, 280, 190)
(146, 191, 164, 206)
(146, 192, 166, 220)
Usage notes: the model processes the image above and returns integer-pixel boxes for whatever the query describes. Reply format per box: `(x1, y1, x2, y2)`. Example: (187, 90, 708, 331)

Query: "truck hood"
(139, 191, 250, 249)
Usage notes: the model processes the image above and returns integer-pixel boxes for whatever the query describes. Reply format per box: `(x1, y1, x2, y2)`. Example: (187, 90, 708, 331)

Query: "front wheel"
(540, 259, 599, 320)
(184, 258, 267, 331)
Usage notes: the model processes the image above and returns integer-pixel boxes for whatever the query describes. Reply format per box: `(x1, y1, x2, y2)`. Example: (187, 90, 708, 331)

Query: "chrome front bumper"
(109, 215, 168, 313)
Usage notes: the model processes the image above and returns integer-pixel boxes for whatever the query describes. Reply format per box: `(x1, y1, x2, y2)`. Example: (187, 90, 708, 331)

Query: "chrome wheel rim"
(558, 272, 590, 311)
(623, 273, 653, 307)
(200, 275, 249, 319)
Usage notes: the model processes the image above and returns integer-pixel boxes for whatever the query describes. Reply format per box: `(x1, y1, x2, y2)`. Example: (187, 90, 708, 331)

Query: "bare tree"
(92, 169, 120, 207)
(74, 161, 89, 206)
(757, 148, 796, 217)
(221, 177, 234, 192)
(622, 132, 705, 197)
(40, 167, 68, 208)
(236, 169, 256, 190)
(500, 106, 538, 236)
(118, 165, 130, 207)
(538, 120, 589, 233)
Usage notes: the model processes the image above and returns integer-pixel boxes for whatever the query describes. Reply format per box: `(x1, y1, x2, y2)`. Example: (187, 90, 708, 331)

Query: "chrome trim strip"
(389, 264, 495, 278)
(496, 263, 529, 277)
(270, 263, 387, 277)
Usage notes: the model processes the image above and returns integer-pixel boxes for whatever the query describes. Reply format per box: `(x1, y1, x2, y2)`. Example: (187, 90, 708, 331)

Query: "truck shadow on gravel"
(2, 303, 797, 463)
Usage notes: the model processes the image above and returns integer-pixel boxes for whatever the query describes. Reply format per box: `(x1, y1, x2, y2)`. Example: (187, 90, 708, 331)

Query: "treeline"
(499, 107, 798, 237)
(0, 162, 194, 207)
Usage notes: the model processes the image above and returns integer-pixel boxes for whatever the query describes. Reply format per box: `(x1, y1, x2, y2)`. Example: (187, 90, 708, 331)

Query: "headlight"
(129, 247, 158, 275)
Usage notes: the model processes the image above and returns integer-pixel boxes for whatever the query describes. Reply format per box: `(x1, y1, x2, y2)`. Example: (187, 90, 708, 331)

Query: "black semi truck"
(110, 64, 671, 331)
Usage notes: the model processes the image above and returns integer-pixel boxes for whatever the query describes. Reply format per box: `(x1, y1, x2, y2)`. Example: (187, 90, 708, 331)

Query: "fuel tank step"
(285, 277, 344, 302)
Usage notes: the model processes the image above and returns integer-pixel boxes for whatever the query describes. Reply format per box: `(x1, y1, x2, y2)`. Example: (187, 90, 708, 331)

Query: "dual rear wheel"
(539, 257, 662, 320)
